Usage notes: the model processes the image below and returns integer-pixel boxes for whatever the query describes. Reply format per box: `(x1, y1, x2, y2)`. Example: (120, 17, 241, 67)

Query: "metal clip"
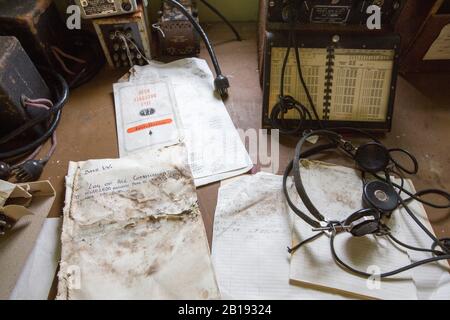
(338, 138, 356, 153)
(312, 221, 348, 234)
(152, 23, 166, 38)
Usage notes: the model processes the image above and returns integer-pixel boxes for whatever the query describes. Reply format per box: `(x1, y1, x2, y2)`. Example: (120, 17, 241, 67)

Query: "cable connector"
(0, 162, 11, 180)
(214, 74, 230, 98)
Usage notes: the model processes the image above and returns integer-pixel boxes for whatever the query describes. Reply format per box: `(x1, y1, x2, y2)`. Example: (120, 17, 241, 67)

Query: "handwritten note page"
(57, 144, 220, 300)
(212, 172, 345, 300)
(289, 161, 417, 300)
(127, 58, 253, 187)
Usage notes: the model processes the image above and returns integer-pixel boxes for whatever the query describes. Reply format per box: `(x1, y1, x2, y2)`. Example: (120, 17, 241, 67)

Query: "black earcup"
(355, 142, 390, 173)
(344, 209, 381, 237)
(363, 180, 399, 213)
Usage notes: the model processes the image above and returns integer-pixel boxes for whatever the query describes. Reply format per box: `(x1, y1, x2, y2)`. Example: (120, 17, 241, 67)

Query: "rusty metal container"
(0, 36, 50, 138)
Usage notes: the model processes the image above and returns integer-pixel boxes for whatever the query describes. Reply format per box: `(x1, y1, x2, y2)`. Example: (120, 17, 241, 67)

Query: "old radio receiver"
(267, 0, 404, 28)
(75, 0, 143, 19)
(262, 31, 401, 132)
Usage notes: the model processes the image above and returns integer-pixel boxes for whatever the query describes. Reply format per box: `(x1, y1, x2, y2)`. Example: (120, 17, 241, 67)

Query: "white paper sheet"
(124, 58, 253, 187)
(212, 172, 345, 300)
(10, 218, 61, 300)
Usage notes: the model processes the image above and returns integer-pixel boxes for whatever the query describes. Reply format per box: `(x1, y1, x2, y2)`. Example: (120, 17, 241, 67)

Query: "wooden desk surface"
(43, 22, 449, 247)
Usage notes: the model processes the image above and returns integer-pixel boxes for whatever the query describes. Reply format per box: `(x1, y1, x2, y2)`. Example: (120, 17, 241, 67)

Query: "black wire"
(270, 96, 313, 135)
(288, 232, 325, 254)
(0, 70, 69, 160)
(164, 0, 222, 76)
(373, 172, 450, 209)
(391, 168, 405, 199)
(388, 148, 419, 175)
(330, 231, 450, 278)
(269, 9, 324, 134)
(388, 169, 450, 211)
(280, 38, 292, 98)
(199, 0, 242, 41)
(293, 34, 322, 127)
(387, 233, 445, 256)
(330, 127, 381, 143)
(270, 29, 323, 135)
(0, 70, 69, 147)
(385, 172, 450, 255)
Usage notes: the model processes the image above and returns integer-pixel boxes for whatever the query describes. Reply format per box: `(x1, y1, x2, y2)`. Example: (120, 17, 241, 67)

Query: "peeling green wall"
(56, 0, 259, 22)
(151, 0, 259, 22)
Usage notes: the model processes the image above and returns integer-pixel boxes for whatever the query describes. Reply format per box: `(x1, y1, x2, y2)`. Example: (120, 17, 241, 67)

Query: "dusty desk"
(42, 22, 450, 248)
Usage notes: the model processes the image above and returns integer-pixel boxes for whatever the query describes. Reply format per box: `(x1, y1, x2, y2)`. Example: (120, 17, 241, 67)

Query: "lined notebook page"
(212, 173, 344, 300)
(289, 161, 417, 300)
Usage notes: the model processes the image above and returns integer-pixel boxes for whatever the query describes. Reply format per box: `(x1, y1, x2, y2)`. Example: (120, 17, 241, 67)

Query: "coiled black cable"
(270, 95, 313, 135)
(270, 34, 323, 133)
(0, 69, 69, 161)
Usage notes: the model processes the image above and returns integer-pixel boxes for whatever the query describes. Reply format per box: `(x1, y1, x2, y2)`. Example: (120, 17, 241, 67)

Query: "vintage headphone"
(284, 129, 450, 278)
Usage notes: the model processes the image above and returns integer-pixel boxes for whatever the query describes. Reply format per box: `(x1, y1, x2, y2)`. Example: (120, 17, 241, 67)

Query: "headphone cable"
(330, 230, 450, 279)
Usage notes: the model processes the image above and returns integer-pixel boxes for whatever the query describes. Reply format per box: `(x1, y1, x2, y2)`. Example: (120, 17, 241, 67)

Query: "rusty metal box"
(0, 36, 51, 138)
